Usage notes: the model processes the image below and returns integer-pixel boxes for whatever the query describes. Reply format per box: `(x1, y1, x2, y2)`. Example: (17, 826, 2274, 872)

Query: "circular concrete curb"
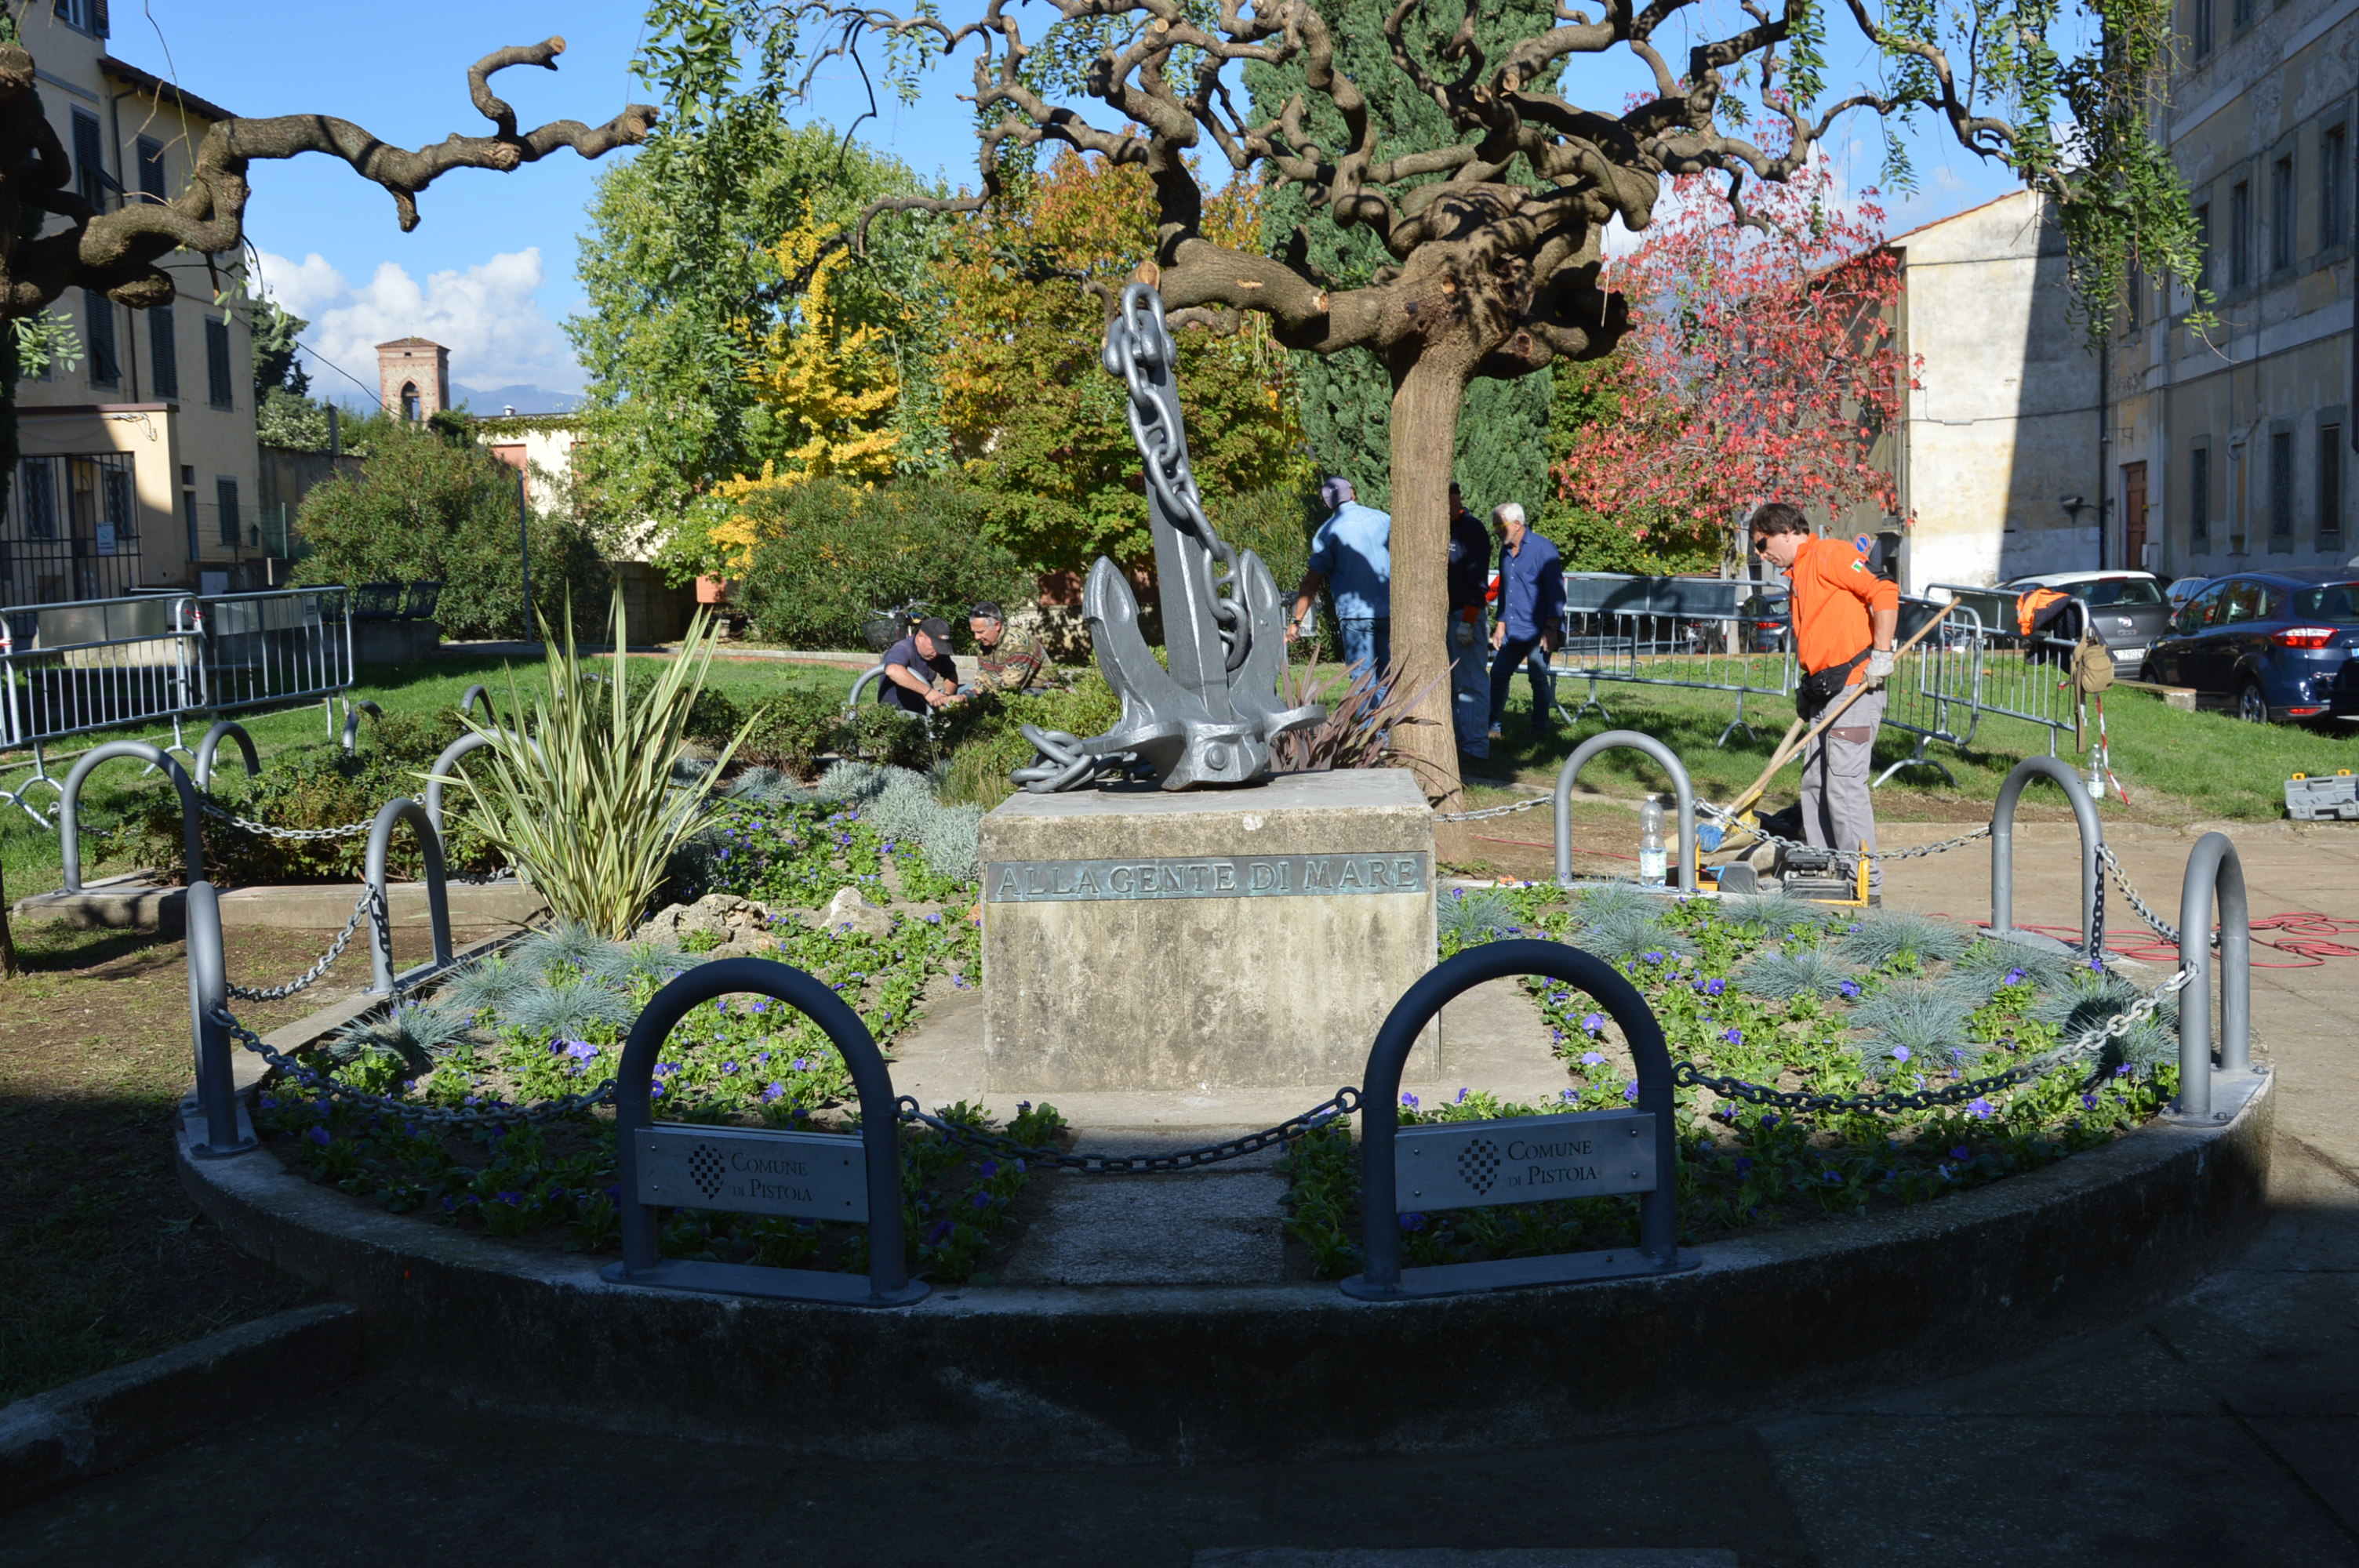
(178, 1075, 2274, 1463)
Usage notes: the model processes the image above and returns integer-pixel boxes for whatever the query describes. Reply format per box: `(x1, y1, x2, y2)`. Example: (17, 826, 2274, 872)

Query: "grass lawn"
(1465, 666, 2359, 829)
(0, 652, 858, 902)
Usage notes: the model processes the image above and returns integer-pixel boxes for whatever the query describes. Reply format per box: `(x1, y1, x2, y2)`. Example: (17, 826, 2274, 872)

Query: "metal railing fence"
(0, 584, 359, 822)
(1923, 583, 2088, 757)
(1543, 575, 1797, 746)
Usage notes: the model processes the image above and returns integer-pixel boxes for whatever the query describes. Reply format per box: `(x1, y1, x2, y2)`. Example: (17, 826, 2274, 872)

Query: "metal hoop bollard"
(339, 698, 384, 755)
(58, 740, 204, 893)
(1989, 756, 2103, 952)
(2175, 831, 2253, 1121)
(602, 956, 927, 1307)
(846, 662, 891, 709)
(193, 719, 260, 792)
(363, 797, 454, 995)
(422, 728, 542, 836)
(1344, 938, 1693, 1301)
(182, 878, 255, 1159)
(457, 684, 497, 725)
(1550, 729, 1697, 892)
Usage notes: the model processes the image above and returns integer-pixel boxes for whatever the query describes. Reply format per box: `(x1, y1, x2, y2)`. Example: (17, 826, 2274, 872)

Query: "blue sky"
(122, 1, 2026, 405)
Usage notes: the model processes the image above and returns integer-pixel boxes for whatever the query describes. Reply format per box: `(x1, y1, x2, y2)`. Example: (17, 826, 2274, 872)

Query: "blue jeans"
(1488, 635, 1557, 727)
(1450, 613, 1490, 756)
(1336, 616, 1391, 687)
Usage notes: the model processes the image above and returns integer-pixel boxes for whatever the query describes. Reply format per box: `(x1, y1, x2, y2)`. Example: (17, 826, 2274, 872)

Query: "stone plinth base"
(980, 770, 1436, 1091)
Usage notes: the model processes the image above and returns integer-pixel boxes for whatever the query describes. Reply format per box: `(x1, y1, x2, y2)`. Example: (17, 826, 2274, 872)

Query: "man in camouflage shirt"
(965, 602, 1047, 693)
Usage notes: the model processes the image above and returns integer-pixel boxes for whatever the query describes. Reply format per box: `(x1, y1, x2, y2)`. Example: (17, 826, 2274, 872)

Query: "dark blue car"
(2143, 568, 2359, 724)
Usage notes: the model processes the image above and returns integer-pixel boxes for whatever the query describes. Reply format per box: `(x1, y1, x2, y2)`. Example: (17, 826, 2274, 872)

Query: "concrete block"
(981, 771, 1436, 1092)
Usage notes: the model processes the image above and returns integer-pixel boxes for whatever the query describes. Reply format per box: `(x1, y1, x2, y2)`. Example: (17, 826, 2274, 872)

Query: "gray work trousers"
(1799, 682, 1885, 893)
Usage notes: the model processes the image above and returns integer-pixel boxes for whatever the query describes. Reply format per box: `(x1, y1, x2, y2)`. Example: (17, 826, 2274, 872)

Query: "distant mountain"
(319, 382, 585, 417)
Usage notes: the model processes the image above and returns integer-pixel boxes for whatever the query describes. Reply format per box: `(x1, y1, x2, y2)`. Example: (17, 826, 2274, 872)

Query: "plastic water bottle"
(1638, 795, 1667, 886)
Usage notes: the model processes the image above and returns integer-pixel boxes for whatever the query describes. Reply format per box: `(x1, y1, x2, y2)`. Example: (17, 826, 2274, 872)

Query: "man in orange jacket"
(1748, 503, 1899, 898)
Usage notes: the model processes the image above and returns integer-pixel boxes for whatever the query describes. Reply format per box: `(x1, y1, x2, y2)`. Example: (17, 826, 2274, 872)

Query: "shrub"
(730, 477, 1031, 649)
(137, 709, 502, 885)
(934, 676, 1122, 808)
(624, 670, 743, 749)
(291, 423, 609, 640)
(1835, 909, 1972, 968)
(1849, 978, 1981, 1071)
(837, 705, 935, 771)
(736, 688, 845, 777)
(811, 762, 983, 882)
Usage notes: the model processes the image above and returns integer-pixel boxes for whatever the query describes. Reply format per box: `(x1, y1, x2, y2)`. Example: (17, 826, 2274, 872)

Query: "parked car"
(1994, 570, 2174, 676)
(2143, 568, 2359, 723)
(2165, 575, 2213, 615)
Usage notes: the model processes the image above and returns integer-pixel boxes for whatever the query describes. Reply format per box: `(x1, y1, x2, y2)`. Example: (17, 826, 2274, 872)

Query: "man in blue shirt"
(1487, 503, 1565, 739)
(1287, 477, 1391, 683)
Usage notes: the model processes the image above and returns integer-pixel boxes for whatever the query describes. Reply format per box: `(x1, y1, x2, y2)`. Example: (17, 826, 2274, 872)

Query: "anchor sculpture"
(1013, 282, 1323, 792)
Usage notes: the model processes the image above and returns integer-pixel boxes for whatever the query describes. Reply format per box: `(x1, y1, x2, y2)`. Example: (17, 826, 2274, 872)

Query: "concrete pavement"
(5, 822, 2354, 1566)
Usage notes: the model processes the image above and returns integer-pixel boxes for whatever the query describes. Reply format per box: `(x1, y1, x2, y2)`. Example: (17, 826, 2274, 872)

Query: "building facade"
(10, 2, 267, 604)
(1871, 191, 2108, 592)
(2115, 0, 2357, 577)
(378, 337, 453, 423)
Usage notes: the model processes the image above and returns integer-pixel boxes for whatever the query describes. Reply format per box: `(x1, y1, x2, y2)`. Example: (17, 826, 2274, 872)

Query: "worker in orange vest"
(1749, 503, 1899, 900)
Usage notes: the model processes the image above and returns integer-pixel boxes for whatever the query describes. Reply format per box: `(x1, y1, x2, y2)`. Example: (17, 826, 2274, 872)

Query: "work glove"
(1866, 648, 1895, 687)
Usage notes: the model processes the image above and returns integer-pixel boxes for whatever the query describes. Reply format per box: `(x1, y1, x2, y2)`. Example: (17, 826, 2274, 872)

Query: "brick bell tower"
(376, 337, 452, 422)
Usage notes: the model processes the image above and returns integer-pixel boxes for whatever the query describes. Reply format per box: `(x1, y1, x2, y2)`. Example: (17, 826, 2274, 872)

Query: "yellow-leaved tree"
(711, 212, 907, 571)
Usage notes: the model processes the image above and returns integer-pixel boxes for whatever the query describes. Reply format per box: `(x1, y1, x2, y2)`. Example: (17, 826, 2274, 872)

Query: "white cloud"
(251, 248, 581, 402)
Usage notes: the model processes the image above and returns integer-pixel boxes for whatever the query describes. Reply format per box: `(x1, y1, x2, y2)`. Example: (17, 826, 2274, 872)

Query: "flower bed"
(1280, 886, 2179, 1279)
(249, 786, 1052, 1284)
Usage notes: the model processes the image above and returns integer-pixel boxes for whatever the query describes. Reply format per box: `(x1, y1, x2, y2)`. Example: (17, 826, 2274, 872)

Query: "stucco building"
(2111, 0, 2357, 577)
(9, 2, 266, 604)
(1867, 190, 2108, 592)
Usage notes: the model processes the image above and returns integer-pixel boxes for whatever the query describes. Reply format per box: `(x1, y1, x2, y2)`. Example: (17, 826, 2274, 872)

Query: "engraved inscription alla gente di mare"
(986, 852, 1430, 904)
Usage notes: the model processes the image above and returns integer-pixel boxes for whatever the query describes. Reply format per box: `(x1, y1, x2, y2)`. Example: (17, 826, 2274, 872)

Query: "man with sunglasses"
(1748, 503, 1897, 899)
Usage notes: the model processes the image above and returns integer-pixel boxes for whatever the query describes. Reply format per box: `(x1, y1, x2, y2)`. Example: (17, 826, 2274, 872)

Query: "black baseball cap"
(918, 616, 953, 641)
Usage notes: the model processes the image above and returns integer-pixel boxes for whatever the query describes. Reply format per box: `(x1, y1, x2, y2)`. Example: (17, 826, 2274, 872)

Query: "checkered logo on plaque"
(689, 1143, 726, 1200)
(1456, 1136, 1501, 1197)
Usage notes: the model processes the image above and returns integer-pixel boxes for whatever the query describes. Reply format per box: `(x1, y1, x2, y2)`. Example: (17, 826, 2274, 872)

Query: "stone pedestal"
(980, 770, 1437, 1092)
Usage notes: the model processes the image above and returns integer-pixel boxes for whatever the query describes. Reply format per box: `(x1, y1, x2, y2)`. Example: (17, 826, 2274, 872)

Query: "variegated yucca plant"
(438, 592, 749, 939)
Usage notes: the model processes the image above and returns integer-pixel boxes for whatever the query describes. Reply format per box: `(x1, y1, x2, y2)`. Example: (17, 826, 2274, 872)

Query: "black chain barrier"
(895, 1088, 1361, 1174)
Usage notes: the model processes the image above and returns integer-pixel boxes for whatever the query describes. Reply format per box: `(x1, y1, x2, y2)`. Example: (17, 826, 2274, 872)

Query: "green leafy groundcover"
(253, 797, 1056, 1285)
(1282, 886, 2179, 1280)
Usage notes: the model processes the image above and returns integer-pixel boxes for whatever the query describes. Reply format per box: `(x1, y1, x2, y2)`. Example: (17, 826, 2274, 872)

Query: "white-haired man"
(1486, 503, 1565, 739)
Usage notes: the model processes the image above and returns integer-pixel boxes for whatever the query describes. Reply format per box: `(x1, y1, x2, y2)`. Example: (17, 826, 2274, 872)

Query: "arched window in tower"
(400, 383, 420, 422)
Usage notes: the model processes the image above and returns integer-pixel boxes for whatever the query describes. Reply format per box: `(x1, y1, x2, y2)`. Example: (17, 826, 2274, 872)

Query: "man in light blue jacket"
(1287, 477, 1392, 684)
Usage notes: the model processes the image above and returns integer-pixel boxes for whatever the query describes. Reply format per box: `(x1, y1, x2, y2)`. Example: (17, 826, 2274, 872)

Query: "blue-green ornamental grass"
(253, 794, 1049, 1284)
(1285, 888, 2176, 1279)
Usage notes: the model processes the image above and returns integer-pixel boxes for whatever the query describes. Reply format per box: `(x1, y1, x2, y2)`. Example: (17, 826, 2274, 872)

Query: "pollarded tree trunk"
(1386, 353, 1473, 814)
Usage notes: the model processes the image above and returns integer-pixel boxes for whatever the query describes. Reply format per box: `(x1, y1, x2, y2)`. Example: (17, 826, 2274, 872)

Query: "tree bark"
(1386, 352, 1473, 814)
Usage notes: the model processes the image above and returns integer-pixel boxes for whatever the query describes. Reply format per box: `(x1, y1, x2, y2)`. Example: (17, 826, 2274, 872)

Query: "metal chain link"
(212, 1004, 616, 1126)
(1106, 288, 1247, 672)
(1695, 800, 1992, 862)
(1435, 793, 1554, 823)
(224, 886, 376, 1003)
(895, 1087, 1362, 1174)
(197, 793, 374, 840)
(1675, 965, 2194, 1116)
(2099, 843, 2215, 949)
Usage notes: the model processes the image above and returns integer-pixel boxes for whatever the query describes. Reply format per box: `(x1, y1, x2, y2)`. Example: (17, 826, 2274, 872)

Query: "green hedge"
(732, 477, 1033, 650)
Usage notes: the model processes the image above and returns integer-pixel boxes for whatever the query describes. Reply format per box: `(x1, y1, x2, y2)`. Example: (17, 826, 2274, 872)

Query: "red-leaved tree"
(1558, 128, 1914, 561)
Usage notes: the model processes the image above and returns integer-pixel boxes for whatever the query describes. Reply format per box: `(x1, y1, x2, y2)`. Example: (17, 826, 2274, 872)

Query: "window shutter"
(92, 0, 108, 37)
(151, 304, 178, 400)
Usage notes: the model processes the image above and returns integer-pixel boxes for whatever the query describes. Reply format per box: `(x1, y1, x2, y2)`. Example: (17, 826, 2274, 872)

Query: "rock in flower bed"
(251, 785, 1055, 1284)
(1281, 885, 2180, 1279)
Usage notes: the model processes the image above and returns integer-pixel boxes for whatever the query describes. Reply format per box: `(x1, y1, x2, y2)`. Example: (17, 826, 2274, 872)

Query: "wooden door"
(2121, 461, 2148, 572)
